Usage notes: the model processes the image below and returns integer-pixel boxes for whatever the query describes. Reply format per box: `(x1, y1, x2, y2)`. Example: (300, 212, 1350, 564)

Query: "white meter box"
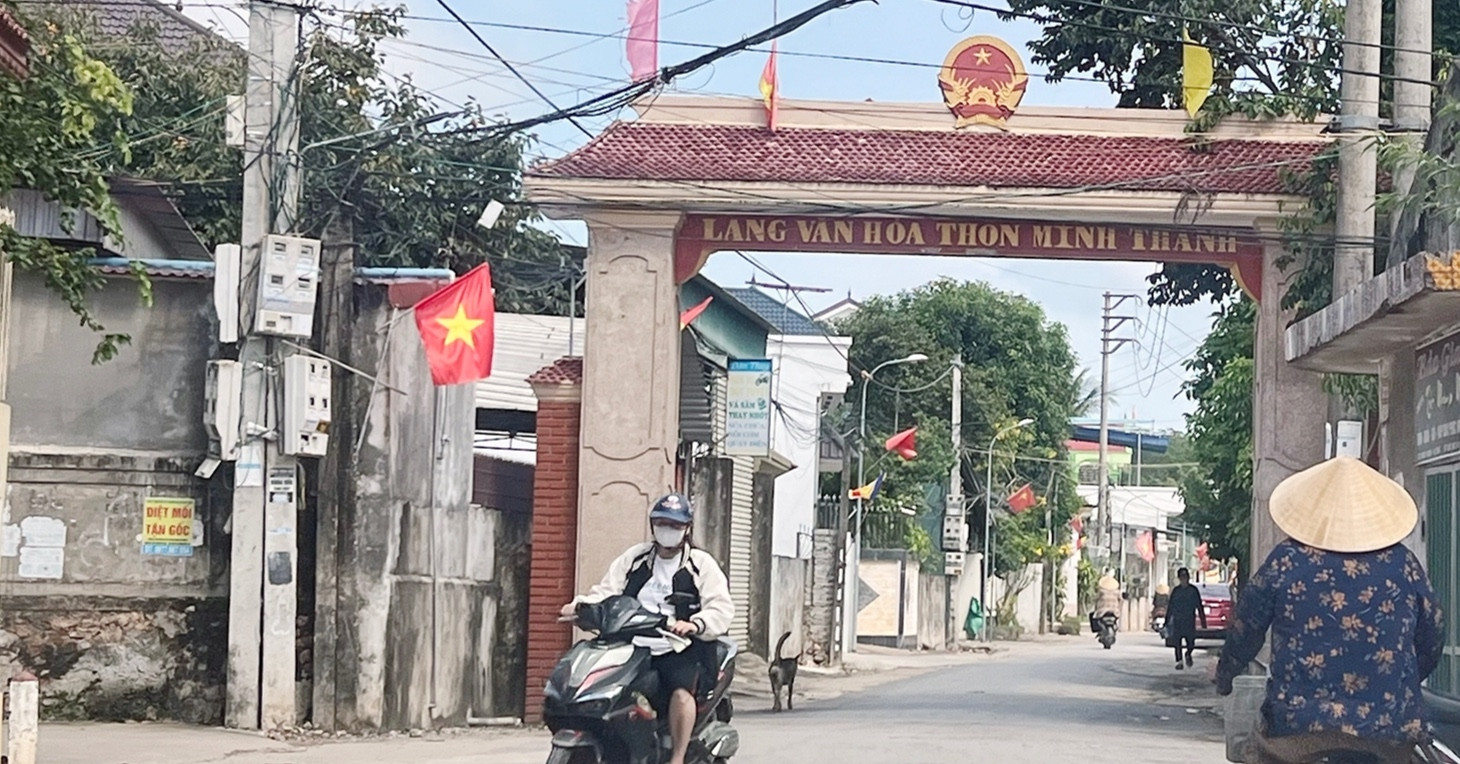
(204, 360, 242, 460)
(282, 356, 332, 457)
(254, 234, 321, 338)
(942, 515, 967, 552)
(945, 552, 965, 576)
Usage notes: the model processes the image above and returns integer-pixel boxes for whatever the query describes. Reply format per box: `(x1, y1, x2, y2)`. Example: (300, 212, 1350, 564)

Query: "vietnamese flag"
(413, 263, 496, 386)
(884, 427, 917, 461)
(680, 296, 713, 329)
(1007, 483, 1036, 514)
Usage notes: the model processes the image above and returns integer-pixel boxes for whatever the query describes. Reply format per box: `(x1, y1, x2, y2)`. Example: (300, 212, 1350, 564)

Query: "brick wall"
(525, 359, 583, 723)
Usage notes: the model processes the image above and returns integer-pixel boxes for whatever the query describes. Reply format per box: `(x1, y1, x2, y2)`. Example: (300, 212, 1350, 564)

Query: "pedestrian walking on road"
(1166, 568, 1206, 670)
(1214, 457, 1445, 764)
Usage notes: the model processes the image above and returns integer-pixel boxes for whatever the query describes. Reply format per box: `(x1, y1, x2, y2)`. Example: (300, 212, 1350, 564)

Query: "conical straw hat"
(1097, 575, 1119, 591)
(1269, 457, 1417, 553)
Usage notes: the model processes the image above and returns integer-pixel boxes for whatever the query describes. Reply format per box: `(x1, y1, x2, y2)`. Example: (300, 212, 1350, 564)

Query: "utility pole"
(833, 429, 852, 666)
(1333, 0, 1382, 294)
(1097, 294, 1136, 566)
(945, 358, 964, 650)
(1388, 0, 1433, 268)
(227, 0, 304, 731)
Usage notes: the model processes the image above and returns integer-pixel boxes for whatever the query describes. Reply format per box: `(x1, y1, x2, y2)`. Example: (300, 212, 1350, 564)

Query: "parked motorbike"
(543, 594, 740, 764)
(1097, 612, 1119, 649)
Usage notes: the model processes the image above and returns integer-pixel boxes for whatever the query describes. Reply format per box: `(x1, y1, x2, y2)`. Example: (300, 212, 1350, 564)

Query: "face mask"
(653, 525, 687, 548)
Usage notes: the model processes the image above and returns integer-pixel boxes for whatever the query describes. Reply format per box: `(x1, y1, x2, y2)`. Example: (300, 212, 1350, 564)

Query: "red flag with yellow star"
(413, 263, 496, 386)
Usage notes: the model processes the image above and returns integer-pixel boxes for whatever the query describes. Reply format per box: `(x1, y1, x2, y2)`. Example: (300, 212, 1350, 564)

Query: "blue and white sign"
(725, 359, 773, 456)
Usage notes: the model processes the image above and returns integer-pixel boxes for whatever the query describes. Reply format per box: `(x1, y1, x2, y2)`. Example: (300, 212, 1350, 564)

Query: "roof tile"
(528, 357, 584, 387)
(533, 123, 1331, 195)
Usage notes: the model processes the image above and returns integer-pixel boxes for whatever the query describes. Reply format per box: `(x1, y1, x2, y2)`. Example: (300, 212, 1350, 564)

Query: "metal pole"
(982, 444, 993, 642)
(946, 359, 963, 650)
(844, 374, 871, 656)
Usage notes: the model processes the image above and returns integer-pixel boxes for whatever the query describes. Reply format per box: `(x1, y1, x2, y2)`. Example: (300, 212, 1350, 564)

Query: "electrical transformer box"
(204, 360, 243, 460)
(254, 234, 321, 338)
(282, 356, 332, 457)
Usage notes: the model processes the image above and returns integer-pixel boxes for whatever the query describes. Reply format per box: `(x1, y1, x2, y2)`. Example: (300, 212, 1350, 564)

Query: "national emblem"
(938, 35, 1029, 129)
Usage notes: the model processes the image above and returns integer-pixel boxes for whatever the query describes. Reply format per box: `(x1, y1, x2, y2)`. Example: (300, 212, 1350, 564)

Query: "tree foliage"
(0, 17, 151, 362)
(834, 279, 1083, 577)
(34, 4, 573, 316)
(1175, 299, 1254, 567)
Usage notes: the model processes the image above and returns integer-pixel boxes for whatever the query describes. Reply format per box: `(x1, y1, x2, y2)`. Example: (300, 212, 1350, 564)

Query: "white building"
(723, 288, 853, 653)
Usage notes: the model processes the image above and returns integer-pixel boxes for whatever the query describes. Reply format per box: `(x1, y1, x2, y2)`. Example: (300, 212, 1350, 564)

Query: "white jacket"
(581, 543, 735, 640)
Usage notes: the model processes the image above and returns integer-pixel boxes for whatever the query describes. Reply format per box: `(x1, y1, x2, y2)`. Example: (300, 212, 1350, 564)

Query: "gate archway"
(519, 93, 1332, 695)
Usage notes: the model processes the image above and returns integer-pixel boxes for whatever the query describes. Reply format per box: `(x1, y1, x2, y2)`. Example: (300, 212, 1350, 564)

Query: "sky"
(184, 0, 1222, 430)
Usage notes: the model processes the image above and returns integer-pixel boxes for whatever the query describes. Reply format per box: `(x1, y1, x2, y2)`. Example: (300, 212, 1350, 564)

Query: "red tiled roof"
(533, 123, 1332, 195)
(528, 357, 584, 386)
(0, 8, 29, 79)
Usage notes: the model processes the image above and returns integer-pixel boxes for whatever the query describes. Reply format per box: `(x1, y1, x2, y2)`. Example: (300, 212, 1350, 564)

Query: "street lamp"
(843, 352, 928, 656)
(980, 417, 1034, 642)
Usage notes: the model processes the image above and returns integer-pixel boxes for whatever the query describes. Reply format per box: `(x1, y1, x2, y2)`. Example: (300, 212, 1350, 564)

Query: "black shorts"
(650, 641, 708, 709)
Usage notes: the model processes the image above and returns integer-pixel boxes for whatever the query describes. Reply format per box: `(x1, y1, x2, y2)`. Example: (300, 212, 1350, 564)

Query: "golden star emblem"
(436, 304, 485, 348)
(974, 47, 993, 65)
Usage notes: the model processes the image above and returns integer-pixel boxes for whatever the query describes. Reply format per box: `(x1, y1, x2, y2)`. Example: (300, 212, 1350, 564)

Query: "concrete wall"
(767, 335, 851, 559)
(855, 552, 918, 646)
(0, 272, 224, 722)
(769, 555, 807, 657)
(917, 573, 946, 649)
(315, 283, 483, 731)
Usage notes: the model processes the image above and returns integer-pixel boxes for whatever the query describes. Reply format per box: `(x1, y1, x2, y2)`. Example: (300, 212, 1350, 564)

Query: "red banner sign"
(673, 214, 1264, 300)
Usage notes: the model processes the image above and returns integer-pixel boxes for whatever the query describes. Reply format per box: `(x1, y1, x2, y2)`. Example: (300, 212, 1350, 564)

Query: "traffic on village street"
(3, 1, 1460, 764)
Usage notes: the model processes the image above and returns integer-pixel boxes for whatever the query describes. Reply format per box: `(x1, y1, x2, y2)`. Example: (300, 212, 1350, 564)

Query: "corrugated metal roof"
(477, 313, 578, 413)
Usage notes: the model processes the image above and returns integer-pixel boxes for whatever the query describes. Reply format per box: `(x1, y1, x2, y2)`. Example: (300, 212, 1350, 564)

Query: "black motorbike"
(1096, 611, 1119, 649)
(543, 594, 740, 764)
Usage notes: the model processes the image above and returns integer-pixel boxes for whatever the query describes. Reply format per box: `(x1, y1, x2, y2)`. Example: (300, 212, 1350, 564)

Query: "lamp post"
(980, 417, 1034, 642)
(843, 352, 927, 657)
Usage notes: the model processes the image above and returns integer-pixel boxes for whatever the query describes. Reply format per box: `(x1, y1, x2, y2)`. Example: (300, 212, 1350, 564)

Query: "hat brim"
(1268, 457, 1417, 553)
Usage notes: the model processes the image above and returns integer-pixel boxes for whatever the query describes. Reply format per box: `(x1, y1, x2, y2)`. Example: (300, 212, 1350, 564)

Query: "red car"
(1195, 583, 1234, 639)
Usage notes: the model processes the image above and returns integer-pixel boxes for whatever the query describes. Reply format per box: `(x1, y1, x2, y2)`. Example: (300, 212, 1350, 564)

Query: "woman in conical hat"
(1214, 457, 1443, 762)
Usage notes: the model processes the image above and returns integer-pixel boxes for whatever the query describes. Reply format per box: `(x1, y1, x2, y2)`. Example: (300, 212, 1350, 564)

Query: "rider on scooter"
(561, 494, 734, 764)
(1088, 574, 1122, 636)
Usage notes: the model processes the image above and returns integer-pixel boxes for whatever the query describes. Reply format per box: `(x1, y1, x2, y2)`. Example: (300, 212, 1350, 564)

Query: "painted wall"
(0, 272, 224, 722)
(767, 334, 852, 558)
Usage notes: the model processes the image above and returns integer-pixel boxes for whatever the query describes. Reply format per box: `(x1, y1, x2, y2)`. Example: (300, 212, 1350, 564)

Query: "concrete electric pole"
(1097, 294, 1135, 566)
(945, 357, 963, 649)
(227, 0, 305, 731)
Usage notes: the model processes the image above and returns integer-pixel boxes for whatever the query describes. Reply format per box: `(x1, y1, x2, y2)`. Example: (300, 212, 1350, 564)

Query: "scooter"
(543, 594, 740, 764)
(1097, 612, 1119, 649)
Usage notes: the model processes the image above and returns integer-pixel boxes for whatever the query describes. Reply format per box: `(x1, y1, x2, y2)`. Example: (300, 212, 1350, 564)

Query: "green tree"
(1176, 299, 1255, 567)
(0, 18, 151, 362)
(31, 4, 574, 315)
(835, 279, 1083, 594)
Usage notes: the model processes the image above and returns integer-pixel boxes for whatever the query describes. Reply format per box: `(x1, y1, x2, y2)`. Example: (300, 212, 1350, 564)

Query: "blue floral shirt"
(1216, 540, 1445, 743)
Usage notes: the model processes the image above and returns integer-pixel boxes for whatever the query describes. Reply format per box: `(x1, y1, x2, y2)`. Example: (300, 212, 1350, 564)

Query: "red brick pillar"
(525, 358, 583, 724)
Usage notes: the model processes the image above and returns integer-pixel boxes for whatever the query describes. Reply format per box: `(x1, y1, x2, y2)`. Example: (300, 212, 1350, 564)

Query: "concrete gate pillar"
(1250, 226, 1328, 569)
(576, 211, 685, 594)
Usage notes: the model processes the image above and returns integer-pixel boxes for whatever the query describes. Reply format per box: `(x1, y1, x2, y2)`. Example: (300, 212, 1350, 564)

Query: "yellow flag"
(1182, 28, 1214, 118)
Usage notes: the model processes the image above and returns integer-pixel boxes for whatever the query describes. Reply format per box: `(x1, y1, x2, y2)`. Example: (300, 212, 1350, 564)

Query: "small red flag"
(625, 0, 659, 82)
(1136, 530, 1155, 562)
(413, 263, 496, 386)
(680, 296, 712, 329)
(1007, 483, 1036, 513)
(884, 427, 917, 461)
(758, 43, 779, 130)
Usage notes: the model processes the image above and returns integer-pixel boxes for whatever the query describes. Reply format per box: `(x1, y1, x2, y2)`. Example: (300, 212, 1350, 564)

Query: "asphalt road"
(42, 633, 1232, 764)
(729, 633, 1229, 764)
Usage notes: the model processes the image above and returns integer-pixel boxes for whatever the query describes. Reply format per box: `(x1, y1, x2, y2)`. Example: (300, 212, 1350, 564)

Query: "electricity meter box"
(204, 360, 243, 460)
(945, 552, 965, 576)
(942, 515, 967, 552)
(254, 234, 321, 338)
(282, 356, 332, 457)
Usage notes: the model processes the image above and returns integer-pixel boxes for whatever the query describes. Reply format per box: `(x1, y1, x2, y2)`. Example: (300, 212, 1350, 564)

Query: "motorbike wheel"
(546, 746, 598, 764)
(1102, 641, 1112, 650)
